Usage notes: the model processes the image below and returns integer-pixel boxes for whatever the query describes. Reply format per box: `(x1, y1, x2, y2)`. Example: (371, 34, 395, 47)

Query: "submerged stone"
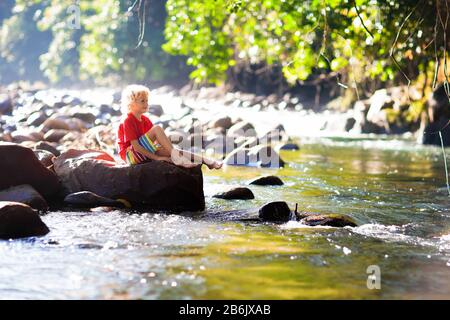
(213, 187, 255, 200)
(64, 191, 124, 208)
(299, 214, 357, 227)
(249, 175, 284, 186)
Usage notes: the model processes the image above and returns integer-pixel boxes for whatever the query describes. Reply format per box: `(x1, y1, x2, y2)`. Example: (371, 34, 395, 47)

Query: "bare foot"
(179, 159, 198, 168)
(171, 152, 197, 168)
(203, 158, 223, 170)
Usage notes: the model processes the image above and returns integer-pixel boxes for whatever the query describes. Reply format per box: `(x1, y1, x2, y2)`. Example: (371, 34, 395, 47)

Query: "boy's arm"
(130, 139, 162, 160)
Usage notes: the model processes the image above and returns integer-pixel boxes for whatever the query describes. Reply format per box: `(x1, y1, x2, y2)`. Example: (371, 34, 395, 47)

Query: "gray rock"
(0, 185, 48, 211)
(227, 121, 256, 138)
(223, 144, 285, 168)
(0, 94, 13, 114)
(149, 104, 164, 117)
(33, 149, 55, 167)
(247, 145, 285, 168)
(27, 111, 47, 127)
(72, 112, 96, 124)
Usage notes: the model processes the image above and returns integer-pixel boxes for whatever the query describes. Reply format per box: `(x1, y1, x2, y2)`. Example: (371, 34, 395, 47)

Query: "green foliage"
(0, 0, 444, 97)
(0, 1, 51, 83)
(162, 0, 440, 91)
(0, 0, 189, 85)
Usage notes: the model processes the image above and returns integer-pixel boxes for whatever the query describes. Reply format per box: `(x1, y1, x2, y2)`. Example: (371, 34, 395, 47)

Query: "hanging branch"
(353, 0, 374, 39)
(127, 0, 140, 13)
(135, 0, 148, 48)
(129, 0, 148, 49)
(439, 131, 450, 196)
(389, 0, 424, 104)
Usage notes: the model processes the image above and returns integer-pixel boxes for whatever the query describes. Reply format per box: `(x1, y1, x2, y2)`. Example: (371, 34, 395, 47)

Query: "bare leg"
(178, 149, 222, 169)
(147, 126, 195, 168)
(148, 126, 222, 169)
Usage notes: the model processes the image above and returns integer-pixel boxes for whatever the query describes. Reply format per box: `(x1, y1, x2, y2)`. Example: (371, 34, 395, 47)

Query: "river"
(1, 135, 449, 299)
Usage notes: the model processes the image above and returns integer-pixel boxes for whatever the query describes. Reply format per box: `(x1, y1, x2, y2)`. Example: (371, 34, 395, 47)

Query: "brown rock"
(53, 149, 205, 211)
(0, 201, 50, 239)
(0, 142, 60, 198)
(44, 129, 69, 142)
(213, 187, 255, 200)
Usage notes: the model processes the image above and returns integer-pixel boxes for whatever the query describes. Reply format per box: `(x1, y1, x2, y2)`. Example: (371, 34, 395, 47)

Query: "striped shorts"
(126, 132, 160, 165)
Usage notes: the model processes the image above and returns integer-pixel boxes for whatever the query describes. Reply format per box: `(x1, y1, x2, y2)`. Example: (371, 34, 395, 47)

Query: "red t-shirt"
(117, 113, 153, 160)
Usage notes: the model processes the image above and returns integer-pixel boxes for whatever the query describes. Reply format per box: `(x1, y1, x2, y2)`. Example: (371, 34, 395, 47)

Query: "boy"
(117, 84, 222, 169)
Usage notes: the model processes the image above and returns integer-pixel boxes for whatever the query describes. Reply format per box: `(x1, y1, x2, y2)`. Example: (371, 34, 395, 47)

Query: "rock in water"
(53, 149, 205, 211)
(223, 144, 285, 168)
(421, 117, 450, 147)
(213, 187, 255, 200)
(64, 191, 124, 208)
(258, 201, 291, 222)
(0, 185, 48, 211)
(248, 145, 285, 168)
(249, 175, 284, 186)
(0, 201, 50, 239)
(277, 143, 300, 151)
(0, 94, 13, 115)
(0, 142, 60, 198)
(300, 214, 357, 227)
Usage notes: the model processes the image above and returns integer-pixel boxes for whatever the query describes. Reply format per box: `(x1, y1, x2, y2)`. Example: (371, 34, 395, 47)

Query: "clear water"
(1, 137, 449, 299)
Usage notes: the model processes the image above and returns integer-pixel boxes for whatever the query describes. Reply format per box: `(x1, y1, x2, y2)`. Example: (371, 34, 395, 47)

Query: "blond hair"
(121, 84, 150, 114)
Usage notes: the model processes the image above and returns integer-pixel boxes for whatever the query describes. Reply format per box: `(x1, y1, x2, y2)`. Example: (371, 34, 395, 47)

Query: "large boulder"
(0, 185, 48, 211)
(53, 149, 205, 211)
(0, 142, 60, 198)
(0, 201, 50, 239)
